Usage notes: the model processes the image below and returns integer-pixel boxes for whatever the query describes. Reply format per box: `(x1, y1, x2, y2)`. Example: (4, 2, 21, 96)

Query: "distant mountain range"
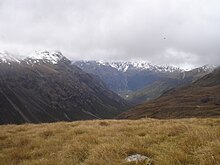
(74, 61, 214, 105)
(0, 51, 218, 124)
(117, 67, 220, 119)
(0, 51, 128, 124)
(96, 61, 184, 72)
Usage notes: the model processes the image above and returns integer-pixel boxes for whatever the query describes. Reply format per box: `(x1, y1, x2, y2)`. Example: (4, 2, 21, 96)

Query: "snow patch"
(108, 61, 183, 72)
(0, 51, 21, 64)
(27, 50, 64, 64)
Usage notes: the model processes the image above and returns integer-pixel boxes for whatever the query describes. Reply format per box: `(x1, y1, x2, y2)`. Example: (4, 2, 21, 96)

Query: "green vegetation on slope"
(0, 119, 220, 165)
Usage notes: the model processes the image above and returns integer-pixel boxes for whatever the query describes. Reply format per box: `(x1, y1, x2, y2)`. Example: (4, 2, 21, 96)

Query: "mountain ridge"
(0, 50, 67, 65)
(75, 60, 186, 73)
(74, 60, 214, 104)
(0, 51, 129, 124)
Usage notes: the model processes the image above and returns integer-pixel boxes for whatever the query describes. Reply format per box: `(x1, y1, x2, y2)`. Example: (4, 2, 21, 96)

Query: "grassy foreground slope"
(118, 68, 220, 119)
(1, 119, 220, 165)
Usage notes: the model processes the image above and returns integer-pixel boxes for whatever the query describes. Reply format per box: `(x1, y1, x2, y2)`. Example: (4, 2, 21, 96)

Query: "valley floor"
(0, 118, 220, 165)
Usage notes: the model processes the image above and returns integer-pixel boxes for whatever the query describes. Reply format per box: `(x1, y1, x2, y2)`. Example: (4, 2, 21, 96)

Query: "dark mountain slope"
(74, 61, 127, 92)
(0, 52, 128, 124)
(117, 67, 220, 119)
(74, 61, 184, 92)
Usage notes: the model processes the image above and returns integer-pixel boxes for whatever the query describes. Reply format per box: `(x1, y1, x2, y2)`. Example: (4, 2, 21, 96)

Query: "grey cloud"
(0, 0, 219, 68)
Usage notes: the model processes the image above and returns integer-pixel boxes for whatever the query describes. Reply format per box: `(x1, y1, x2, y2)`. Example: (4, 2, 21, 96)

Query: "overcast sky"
(0, 0, 219, 68)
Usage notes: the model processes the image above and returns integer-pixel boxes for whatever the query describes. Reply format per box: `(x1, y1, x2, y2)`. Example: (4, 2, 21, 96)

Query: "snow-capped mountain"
(25, 51, 65, 64)
(74, 60, 215, 100)
(194, 65, 215, 73)
(78, 61, 184, 73)
(109, 61, 183, 73)
(0, 51, 21, 64)
(0, 51, 128, 124)
(0, 50, 66, 65)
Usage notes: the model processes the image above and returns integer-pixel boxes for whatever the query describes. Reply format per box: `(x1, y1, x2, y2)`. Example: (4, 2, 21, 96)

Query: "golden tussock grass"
(0, 118, 220, 165)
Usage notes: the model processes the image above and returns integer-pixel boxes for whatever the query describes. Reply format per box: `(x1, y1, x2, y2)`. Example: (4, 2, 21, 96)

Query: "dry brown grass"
(0, 118, 220, 165)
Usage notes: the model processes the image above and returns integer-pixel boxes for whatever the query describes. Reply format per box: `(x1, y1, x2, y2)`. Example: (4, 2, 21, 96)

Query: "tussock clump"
(99, 121, 110, 126)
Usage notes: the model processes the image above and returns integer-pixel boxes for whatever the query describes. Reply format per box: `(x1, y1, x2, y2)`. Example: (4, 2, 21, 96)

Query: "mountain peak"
(198, 65, 215, 72)
(0, 50, 66, 65)
(26, 50, 65, 64)
(0, 51, 21, 64)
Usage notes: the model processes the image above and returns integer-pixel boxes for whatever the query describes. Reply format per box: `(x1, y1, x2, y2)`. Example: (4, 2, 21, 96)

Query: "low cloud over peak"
(0, 0, 219, 68)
